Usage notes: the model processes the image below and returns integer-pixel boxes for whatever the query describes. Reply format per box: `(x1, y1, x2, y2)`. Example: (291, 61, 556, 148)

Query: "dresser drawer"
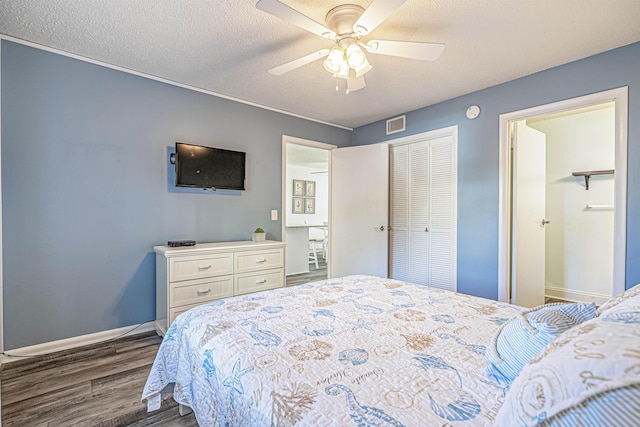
(169, 301, 212, 326)
(235, 249, 284, 274)
(170, 275, 233, 308)
(234, 268, 284, 295)
(169, 253, 233, 282)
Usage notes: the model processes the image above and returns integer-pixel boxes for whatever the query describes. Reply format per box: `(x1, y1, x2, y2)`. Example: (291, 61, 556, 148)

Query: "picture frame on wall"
(293, 179, 305, 196)
(292, 197, 304, 214)
(304, 198, 315, 214)
(305, 180, 316, 197)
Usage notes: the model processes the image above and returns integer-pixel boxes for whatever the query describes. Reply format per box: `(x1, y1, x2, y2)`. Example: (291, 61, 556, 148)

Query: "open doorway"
(498, 87, 628, 306)
(281, 136, 336, 286)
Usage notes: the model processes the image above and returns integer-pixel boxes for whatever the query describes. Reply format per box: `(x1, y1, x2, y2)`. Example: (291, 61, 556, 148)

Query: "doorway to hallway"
(282, 136, 334, 282)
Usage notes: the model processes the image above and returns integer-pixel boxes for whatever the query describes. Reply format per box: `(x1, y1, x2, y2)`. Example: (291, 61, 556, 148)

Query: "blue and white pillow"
(485, 302, 596, 386)
(494, 313, 640, 426)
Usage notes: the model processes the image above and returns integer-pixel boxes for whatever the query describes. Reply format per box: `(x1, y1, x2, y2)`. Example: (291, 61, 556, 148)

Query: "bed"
(142, 275, 640, 426)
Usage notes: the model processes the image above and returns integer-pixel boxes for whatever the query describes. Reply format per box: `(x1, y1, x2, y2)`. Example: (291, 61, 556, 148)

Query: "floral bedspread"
(142, 275, 523, 426)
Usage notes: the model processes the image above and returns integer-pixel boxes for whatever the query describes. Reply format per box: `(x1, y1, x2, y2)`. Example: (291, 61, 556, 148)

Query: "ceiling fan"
(256, 0, 445, 93)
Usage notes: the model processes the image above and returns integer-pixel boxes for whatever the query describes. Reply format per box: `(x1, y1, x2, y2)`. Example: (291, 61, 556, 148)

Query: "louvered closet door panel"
(390, 145, 409, 280)
(407, 141, 430, 285)
(429, 232, 454, 289)
(408, 232, 429, 285)
(391, 145, 408, 230)
(430, 137, 454, 230)
(428, 136, 456, 291)
(390, 230, 408, 281)
(409, 142, 430, 229)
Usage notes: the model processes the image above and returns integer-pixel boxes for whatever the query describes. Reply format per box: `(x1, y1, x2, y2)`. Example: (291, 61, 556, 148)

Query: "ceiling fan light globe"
(323, 59, 340, 74)
(333, 61, 350, 79)
(327, 47, 344, 62)
(323, 47, 345, 74)
(346, 44, 367, 68)
(353, 59, 372, 77)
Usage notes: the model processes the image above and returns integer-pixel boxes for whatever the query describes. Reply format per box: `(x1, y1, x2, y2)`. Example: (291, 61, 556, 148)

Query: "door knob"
(374, 226, 385, 231)
(541, 219, 550, 227)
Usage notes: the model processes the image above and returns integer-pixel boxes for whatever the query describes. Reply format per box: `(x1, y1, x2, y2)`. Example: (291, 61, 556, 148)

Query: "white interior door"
(512, 121, 547, 307)
(330, 144, 389, 278)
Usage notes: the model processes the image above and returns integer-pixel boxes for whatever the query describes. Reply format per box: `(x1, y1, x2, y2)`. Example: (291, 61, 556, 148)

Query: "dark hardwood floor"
(285, 254, 327, 286)
(0, 258, 327, 426)
(1, 332, 197, 427)
(545, 296, 574, 304)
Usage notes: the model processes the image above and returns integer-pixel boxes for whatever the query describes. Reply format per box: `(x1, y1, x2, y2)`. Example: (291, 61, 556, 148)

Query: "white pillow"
(596, 282, 640, 316)
(494, 314, 640, 426)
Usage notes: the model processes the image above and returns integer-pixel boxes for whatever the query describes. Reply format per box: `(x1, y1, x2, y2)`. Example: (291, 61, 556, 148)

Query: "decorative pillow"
(534, 383, 640, 427)
(494, 315, 640, 426)
(485, 302, 596, 386)
(596, 283, 640, 316)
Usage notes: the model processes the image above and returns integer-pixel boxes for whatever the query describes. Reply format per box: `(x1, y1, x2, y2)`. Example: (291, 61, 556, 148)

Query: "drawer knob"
(256, 258, 267, 263)
(197, 288, 212, 295)
(256, 279, 267, 284)
(198, 264, 212, 270)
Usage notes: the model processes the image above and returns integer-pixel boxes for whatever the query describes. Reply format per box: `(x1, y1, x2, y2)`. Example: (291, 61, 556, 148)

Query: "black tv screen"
(175, 142, 246, 190)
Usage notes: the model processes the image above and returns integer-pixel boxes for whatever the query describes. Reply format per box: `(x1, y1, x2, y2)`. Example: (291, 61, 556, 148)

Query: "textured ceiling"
(1, 0, 639, 129)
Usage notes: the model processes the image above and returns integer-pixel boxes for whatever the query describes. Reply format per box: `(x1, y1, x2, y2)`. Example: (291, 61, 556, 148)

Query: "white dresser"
(154, 240, 286, 335)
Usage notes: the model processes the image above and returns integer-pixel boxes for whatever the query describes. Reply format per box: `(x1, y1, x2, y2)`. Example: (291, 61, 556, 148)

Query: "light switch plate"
(271, 210, 278, 221)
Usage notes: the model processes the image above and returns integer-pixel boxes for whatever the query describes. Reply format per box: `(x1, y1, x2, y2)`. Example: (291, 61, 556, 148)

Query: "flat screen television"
(175, 142, 246, 191)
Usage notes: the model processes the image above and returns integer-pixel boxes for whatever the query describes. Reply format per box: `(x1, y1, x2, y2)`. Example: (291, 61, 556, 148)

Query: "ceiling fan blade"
(353, 0, 408, 35)
(256, 0, 336, 39)
(363, 40, 445, 61)
(268, 49, 330, 76)
(347, 75, 366, 93)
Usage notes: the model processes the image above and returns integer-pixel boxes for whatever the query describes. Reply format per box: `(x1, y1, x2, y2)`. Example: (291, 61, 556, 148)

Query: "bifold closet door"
(390, 135, 456, 291)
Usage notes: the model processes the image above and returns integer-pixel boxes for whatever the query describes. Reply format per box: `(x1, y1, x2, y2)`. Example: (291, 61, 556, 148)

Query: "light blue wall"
(353, 42, 640, 300)
(1, 40, 352, 350)
(5, 38, 639, 350)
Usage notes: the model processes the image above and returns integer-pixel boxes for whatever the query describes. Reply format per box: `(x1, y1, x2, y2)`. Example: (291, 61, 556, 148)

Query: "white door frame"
(281, 135, 337, 276)
(387, 125, 459, 148)
(498, 87, 628, 303)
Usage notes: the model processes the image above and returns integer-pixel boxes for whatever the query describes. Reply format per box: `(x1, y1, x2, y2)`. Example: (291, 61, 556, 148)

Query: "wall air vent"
(386, 115, 406, 135)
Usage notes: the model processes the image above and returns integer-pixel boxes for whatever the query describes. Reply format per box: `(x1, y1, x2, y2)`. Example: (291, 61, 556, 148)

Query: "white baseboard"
(545, 285, 610, 305)
(0, 321, 156, 363)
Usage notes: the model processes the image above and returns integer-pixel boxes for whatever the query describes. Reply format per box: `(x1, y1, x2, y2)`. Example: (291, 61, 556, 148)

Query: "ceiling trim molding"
(0, 34, 353, 131)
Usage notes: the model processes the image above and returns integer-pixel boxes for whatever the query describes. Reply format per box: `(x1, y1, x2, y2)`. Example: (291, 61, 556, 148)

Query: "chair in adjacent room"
(309, 227, 327, 269)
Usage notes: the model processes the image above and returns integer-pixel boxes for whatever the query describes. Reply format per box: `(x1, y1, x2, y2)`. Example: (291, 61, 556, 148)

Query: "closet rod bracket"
(571, 169, 614, 190)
